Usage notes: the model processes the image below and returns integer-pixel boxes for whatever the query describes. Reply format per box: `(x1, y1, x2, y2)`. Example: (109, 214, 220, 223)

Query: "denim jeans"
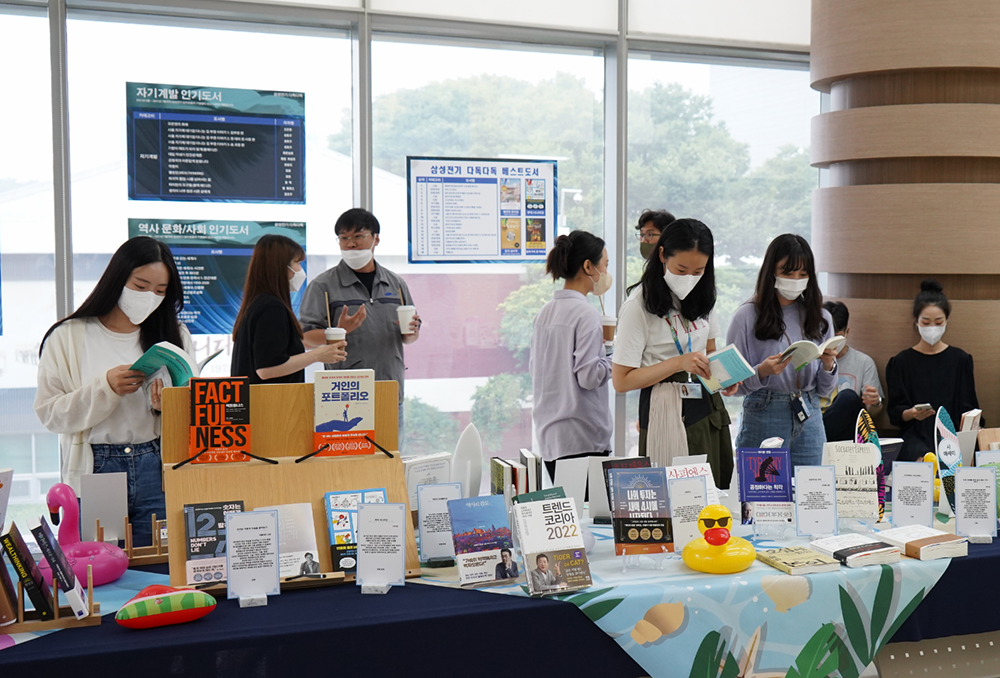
(91, 439, 164, 547)
(735, 390, 826, 469)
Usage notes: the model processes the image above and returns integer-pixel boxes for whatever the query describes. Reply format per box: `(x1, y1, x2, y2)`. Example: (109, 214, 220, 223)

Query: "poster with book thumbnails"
(513, 497, 591, 596)
(314, 369, 376, 456)
(955, 466, 998, 538)
(737, 448, 792, 526)
(794, 466, 838, 537)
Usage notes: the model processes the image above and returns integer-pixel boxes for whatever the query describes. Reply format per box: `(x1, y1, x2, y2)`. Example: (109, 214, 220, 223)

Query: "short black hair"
(500, 548, 511, 557)
(535, 553, 548, 563)
(823, 300, 849, 333)
(335, 208, 381, 236)
(635, 209, 676, 231)
(305, 552, 314, 558)
(636, 218, 716, 322)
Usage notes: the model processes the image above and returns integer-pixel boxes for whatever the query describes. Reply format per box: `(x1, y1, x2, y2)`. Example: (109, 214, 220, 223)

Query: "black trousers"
(822, 389, 864, 443)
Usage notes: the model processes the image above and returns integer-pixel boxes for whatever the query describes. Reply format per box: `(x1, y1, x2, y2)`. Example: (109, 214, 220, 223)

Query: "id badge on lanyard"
(670, 315, 702, 399)
(785, 306, 810, 421)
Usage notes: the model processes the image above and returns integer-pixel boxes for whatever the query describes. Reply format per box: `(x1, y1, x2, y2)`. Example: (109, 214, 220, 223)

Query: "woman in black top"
(231, 235, 346, 383)
(886, 279, 980, 461)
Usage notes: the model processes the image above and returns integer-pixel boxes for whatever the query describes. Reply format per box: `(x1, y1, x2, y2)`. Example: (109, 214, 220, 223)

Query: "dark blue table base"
(891, 538, 1000, 643)
(0, 581, 647, 677)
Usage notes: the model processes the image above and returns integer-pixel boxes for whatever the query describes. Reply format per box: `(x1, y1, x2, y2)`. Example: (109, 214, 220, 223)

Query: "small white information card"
(226, 510, 280, 601)
(418, 483, 462, 561)
(357, 502, 407, 589)
(794, 465, 838, 537)
(890, 461, 934, 528)
(955, 466, 998, 537)
(667, 475, 709, 551)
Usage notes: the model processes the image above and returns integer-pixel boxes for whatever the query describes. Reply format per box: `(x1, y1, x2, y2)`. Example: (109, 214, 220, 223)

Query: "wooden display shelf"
(1, 565, 101, 634)
(96, 515, 169, 566)
(160, 381, 418, 589)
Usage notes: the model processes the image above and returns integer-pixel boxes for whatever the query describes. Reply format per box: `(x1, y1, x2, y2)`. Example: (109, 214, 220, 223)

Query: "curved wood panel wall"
(811, 0, 1000, 431)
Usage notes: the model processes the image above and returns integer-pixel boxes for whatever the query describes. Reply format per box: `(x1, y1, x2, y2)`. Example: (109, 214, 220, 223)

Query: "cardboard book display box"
(161, 381, 419, 589)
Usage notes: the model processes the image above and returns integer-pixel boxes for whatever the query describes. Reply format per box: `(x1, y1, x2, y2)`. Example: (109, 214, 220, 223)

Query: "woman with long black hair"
(35, 236, 193, 545)
(612, 218, 735, 488)
(726, 234, 838, 469)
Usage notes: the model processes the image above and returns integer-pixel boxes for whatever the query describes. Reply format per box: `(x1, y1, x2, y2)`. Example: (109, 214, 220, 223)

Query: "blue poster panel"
(126, 83, 305, 203)
(406, 156, 558, 264)
(128, 219, 306, 335)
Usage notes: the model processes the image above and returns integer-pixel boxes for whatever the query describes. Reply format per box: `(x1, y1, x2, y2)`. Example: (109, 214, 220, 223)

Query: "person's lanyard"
(668, 313, 693, 356)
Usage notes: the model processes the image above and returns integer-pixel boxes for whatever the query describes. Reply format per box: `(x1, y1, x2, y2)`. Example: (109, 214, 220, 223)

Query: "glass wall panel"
(0, 7, 57, 528)
(367, 38, 605, 472)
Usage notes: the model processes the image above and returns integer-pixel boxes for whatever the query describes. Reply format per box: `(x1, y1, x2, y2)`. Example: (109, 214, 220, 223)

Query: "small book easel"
(0, 565, 101, 634)
(95, 515, 169, 566)
(160, 381, 420, 589)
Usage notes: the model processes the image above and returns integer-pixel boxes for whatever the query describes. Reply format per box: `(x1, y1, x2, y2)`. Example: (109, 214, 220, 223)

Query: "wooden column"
(811, 0, 1000, 428)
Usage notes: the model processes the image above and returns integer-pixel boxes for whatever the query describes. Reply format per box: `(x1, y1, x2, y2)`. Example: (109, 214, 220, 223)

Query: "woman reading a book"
(231, 234, 346, 385)
(530, 230, 613, 482)
(35, 236, 194, 546)
(726, 234, 838, 468)
(886, 279, 981, 461)
(612, 218, 735, 488)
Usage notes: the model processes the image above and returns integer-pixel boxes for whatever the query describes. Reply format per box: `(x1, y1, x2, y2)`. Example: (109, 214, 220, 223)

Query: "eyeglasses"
(338, 232, 372, 245)
(700, 516, 730, 528)
(635, 231, 661, 243)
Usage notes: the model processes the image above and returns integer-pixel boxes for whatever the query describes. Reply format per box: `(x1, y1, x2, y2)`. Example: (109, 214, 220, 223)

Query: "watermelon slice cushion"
(116, 585, 216, 629)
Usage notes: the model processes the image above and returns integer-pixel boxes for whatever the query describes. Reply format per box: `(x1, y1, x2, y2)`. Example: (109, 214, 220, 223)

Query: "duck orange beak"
(704, 527, 730, 546)
(48, 505, 60, 526)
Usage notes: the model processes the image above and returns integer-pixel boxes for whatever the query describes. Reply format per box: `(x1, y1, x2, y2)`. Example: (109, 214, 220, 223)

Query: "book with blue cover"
(609, 467, 672, 555)
(324, 488, 387, 573)
(737, 448, 792, 503)
(698, 344, 756, 393)
(447, 495, 514, 585)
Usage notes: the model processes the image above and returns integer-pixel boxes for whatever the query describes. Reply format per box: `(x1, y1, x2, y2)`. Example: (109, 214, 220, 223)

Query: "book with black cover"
(0, 552, 15, 626)
(183, 500, 244, 584)
(1, 522, 54, 621)
(31, 518, 88, 619)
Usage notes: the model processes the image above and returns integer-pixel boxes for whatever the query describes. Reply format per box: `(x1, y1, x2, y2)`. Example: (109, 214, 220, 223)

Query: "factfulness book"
(189, 377, 251, 463)
(314, 369, 376, 455)
(513, 497, 591, 596)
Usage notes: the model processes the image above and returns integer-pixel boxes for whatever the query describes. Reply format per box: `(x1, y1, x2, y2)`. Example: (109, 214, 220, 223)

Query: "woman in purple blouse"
(725, 234, 839, 468)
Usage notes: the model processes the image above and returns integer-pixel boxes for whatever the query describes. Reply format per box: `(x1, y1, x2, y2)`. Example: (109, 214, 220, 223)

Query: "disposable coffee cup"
(397, 305, 417, 335)
(601, 315, 616, 343)
(325, 327, 346, 344)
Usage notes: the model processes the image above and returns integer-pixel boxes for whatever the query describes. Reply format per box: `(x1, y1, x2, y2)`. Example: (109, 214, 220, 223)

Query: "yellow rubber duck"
(682, 504, 756, 574)
(923, 452, 942, 504)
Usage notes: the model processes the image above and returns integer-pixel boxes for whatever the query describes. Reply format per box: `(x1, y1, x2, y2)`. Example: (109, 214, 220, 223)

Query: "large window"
(366, 38, 605, 468)
(66, 14, 352, 376)
(0, 8, 59, 528)
(624, 56, 819, 453)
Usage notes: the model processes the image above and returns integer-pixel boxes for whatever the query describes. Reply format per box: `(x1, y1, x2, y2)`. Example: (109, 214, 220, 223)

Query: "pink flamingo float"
(38, 483, 128, 587)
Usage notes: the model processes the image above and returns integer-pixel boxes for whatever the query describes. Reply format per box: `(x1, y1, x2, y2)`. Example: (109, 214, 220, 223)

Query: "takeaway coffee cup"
(601, 315, 617, 343)
(325, 327, 346, 344)
(397, 305, 417, 335)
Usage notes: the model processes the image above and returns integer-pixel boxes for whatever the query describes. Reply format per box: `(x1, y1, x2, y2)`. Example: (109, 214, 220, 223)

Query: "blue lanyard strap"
(668, 314, 693, 356)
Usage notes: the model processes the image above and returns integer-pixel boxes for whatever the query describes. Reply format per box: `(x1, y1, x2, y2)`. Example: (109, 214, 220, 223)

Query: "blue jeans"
(735, 390, 826, 469)
(91, 439, 164, 548)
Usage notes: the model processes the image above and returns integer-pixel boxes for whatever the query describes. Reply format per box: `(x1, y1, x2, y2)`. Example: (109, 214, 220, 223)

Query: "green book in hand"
(130, 342, 222, 387)
(698, 344, 755, 393)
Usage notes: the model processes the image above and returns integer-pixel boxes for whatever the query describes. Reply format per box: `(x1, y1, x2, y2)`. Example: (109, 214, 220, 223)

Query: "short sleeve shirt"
(612, 291, 719, 368)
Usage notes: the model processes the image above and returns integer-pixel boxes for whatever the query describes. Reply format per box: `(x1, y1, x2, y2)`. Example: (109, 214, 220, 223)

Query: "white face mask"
(118, 286, 164, 325)
(288, 266, 306, 292)
(341, 245, 374, 271)
(919, 324, 946, 346)
(589, 270, 612, 297)
(663, 269, 703, 300)
(774, 276, 809, 301)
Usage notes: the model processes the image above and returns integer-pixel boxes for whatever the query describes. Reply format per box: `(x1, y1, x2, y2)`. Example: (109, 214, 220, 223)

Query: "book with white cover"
(519, 449, 542, 493)
(810, 533, 899, 567)
(255, 502, 319, 578)
(876, 525, 967, 560)
(513, 497, 591, 596)
(403, 452, 451, 509)
(778, 336, 846, 370)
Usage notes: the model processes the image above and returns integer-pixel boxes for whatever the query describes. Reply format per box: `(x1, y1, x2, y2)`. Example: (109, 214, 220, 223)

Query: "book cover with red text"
(314, 369, 376, 456)
(189, 377, 251, 463)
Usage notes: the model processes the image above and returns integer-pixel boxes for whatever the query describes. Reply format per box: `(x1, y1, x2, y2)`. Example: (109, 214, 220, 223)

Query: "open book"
(131, 342, 222, 409)
(778, 335, 845, 370)
(697, 344, 755, 393)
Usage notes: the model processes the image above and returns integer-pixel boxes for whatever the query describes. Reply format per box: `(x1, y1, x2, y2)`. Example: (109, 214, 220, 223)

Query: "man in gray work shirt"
(299, 208, 421, 446)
